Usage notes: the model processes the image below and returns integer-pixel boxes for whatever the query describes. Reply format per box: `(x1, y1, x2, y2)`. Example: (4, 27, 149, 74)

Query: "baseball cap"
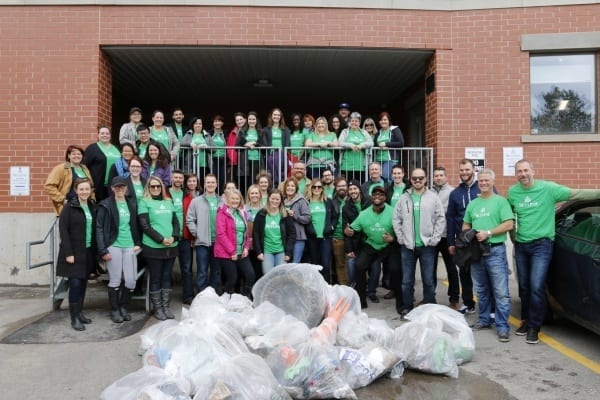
(129, 107, 142, 115)
(338, 102, 350, 110)
(347, 180, 361, 189)
(371, 186, 386, 195)
(111, 176, 128, 187)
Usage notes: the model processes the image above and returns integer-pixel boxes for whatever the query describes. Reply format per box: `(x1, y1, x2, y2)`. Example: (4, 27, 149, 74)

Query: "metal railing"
(25, 217, 66, 310)
(174, 145, 434, 190)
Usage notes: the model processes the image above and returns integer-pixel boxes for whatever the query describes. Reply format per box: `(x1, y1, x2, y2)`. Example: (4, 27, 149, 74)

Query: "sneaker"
(526, 328, 539, 344)
(497, 331, 510, 342)
(515, 321, 528, 336)
(470, 321, 491, 331)
(459, 305, 476, 314)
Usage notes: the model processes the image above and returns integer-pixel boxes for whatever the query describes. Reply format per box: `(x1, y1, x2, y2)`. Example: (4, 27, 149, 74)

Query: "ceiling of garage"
(103, 46, 432, 124)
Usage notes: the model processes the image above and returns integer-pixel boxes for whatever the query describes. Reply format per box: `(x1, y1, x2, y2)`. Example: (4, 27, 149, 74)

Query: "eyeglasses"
(364, 124, 374, 127)
(312, 186, 323, 189)
(149, 184, 162, 189)
(129, 165, 141, 169)
(411, 176, 426, 181)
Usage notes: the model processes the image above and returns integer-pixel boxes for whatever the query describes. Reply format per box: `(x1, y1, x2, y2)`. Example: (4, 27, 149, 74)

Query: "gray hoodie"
(393, 188, 445, 250)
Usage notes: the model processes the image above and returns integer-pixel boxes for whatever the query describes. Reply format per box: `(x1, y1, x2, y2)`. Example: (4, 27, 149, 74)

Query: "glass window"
(530, 54, 596, 134)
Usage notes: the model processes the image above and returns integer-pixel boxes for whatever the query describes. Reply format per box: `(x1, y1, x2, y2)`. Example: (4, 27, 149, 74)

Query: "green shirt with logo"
(138, 198, 177, 248)
(113, 200, 134, 248)
(246, 128, 260, 160)
(341, 129, 367, 171)
(264, 213, 284, 254)
(464, 194, 514, 244)
(309, 200, 326, 238)
(212, 132, 226, 158)
(81, 203, 93, 248)
(350, 204, 394, 250)
(169, 189, 184, 236)
(289, 130, 306, 157)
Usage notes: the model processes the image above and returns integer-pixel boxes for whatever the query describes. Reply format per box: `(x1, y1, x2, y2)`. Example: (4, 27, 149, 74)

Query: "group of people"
(45, 105, 599, 347)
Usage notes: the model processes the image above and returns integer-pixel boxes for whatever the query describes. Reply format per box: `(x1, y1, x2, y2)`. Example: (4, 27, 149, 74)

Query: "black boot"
(69, 303, 85, 331)
(108, 287, 124, 323)
(78, 299, 92, 324)
(120, 287, 133, 321)
(150, 291, 166, 320)
(161, 289, 175, 319)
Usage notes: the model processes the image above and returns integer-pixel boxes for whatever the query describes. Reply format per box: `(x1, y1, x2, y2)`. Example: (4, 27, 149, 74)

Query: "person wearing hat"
(96, 176, 142, 323)
(119, 107, 143, 148)
(338, 102, 351, 125)
(344, 184, 396, 309)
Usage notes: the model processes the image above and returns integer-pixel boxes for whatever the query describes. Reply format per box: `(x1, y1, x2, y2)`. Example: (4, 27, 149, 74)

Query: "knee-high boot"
(78, 299, 92, 324)
(119, 286, 133, 321)
(108, 287, 124, 323)
(69, 302, 85, 331)
(150, 291, 166, 320)
(161, 288, 175, 319)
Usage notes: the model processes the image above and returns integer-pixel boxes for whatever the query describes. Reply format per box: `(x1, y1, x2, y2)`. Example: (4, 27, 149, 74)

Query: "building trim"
(522, 32, 600, 52)
(1, 0, 599, 11)
(521, 134, 600, 143)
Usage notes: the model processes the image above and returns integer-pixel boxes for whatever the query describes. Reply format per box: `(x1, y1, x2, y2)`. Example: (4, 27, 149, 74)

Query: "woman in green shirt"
(138, 176, 180, 321)
(236, 111, 263, 192)
(83, 125, 121, 202)
(375, 112, 405, 183)
(306, 179, 336, 283)
(259, 108, 291, 185)
(338, 112, 373, 183)
(305, 116, 338, 179)
(211, 115, 228, 193)
(181, 116, 211, 183)
(288, 112, 306, 166)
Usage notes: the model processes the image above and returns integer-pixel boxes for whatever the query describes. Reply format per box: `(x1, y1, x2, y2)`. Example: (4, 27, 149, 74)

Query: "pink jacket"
(213, 204, 251, 258)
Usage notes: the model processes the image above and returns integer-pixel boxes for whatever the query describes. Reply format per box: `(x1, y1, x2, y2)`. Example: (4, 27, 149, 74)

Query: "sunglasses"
(312, 186, 323, 189)
(364, 124, 374, 127)
(149, 184, 162, 189)
(411, 176, 426, 181)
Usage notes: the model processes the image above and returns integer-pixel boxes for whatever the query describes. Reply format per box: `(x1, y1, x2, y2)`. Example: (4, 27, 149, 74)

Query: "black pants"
(217, 256, 255, 297)
(434, 237, 460, 303)
(355, 243, 393, 307)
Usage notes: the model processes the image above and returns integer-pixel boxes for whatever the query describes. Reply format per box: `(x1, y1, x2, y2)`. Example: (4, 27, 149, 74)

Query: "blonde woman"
(305, 116, 338, 179)
(306, 179, 336, 283)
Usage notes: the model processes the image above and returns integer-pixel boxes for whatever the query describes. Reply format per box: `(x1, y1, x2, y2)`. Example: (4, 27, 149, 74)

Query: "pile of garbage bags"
(101, 263, 476, 400)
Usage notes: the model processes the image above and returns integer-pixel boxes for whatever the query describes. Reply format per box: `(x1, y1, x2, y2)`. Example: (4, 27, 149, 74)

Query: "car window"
(556, 204, 600, 255)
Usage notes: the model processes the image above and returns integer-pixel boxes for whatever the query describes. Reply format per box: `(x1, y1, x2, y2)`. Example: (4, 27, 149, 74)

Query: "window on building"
(530, 54, 596, 134)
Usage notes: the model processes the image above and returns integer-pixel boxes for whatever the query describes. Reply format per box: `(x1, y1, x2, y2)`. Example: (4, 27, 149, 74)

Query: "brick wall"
(1, 4, 598, 213)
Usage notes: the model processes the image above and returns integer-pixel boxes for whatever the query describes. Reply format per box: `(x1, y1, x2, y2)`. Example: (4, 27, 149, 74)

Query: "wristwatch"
(487, 230, 492, 236)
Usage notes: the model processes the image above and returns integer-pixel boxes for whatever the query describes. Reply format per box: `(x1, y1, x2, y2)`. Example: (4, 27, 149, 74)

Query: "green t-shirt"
(72, 166, 87, 178)
(233, 209, 246, 254)
(375, 129, 391, 161)
(341, 129, 366, 171)
(206, 195, 219, 242)
(264, 213, 284, 254)
(133, 181, 144, 203)
(411, 192, 424, 247)
(246, 128, 260, 160)
(137, 142, 148, 159)
(390, 184, 405, 207)
(271, 127, 283, 149)
(138, 198, 177, 248)
(175, 123, 184, 140)
(308, 132, 336, 165)
(212, 132, 226, 158)
(81, 203, 93, 248)
(309, 200, 326, 238)
(333, 199, 346, 239)
(508, 180, 571, 242)
(113, 200, 134, 248)
(298, 178, 309, 198)
(289, 130, 306, 156)
(191, 134, 208, 167)
(150, 128, 169, 151)
(350, 204, 394, 250)
(169, 189, 184, 236)
(464, 194, 514, 244)
(324, 186, 334, 199)
(97, 143, 121, 185)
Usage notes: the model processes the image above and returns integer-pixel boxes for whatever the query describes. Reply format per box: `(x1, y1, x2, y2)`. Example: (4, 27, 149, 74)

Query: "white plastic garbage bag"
(100, 365, 191, 400)
(252, 263, 329, 328)
(139, 320, 180, 356)
(338, 343, 401, 389)
(392, 322, 459, 378)
(193, 353, 292, 400)
(245, 314, 311, 356)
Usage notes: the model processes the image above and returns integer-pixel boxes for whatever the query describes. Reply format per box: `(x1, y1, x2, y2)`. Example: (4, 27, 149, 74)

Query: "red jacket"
(226, 129, 238, 166)
(213, 204, 251, 258)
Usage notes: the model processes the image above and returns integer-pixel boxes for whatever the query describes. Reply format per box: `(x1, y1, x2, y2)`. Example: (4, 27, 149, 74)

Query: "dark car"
(547, 199, 600, 335)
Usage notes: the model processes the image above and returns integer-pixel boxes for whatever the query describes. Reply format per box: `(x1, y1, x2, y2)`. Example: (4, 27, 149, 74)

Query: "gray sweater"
(393, 188, 445, 250)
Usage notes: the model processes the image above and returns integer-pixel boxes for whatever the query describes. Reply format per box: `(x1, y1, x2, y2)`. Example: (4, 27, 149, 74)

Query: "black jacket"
(56, 199, 96, 279)
(342, 196, 371, 254)
(308, 197, 337, 238)
(252, 209, 296, 259)
(454, 229, 489, 267)
(95, 195, 141, 257)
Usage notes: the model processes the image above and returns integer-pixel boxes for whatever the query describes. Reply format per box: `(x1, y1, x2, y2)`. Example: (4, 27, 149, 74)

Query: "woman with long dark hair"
(211, 115, 228, 192)
(142, 142, 172, 187)
(236, 111, 262, 192)
(56, 178, 96, 331)
(375, 112, 405, 182)
(259, 108, 290, 185)
(107, 142, 136, 184)
(138, 176, 180, 320)
(181, 116, 211, 185)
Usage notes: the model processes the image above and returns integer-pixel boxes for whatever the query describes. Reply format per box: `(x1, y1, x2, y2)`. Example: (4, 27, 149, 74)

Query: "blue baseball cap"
(338, 102, 350, 110)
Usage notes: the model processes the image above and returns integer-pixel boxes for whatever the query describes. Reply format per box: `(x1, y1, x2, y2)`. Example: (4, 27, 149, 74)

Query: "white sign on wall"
(503, 147, 524, 176)
(10, 166, 30, 196)
(465, 147, 485, 172)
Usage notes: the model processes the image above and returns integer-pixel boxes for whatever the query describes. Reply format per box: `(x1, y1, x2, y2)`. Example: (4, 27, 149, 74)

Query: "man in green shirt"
(508, 159, 600, 344)
(463, 169, 514, 343)
(169, 170, 189, 303)
(345, 186, 395, 309)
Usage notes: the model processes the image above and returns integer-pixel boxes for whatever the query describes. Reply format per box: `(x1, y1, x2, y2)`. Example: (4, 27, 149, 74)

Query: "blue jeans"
(515, 238, 553, 329)
(307, 237, 333, 283)
(401, 245, 437, 311)
(178, 240, 193, 301)
(262, 252, 285, 275)
(195, 245, 214, 293)
(347, 256, 356, 286)
(380, 160, 394, 183)
(292, 240, 305, 263)
(470, 244, 511, 333)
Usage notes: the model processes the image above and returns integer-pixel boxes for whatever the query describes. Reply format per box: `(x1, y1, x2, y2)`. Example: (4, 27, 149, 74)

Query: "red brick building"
(1, 1, 599, 283)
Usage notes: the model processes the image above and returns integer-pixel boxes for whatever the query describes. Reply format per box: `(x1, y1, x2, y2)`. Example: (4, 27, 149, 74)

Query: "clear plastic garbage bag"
(193, 353, 292, 400)
(245, 314, 310, 356)
(265, 340, 357, 399)
(404, 304, 475, 365)
(327, 285, 361, 316)
(337, 312, 371, 348)
(100, 365, 191, 400)
(391, 322, 459, 378)
(338, 343, 401, 389)
(243, 301, 287, 337)
(139, 320, 180, 356)
(252, 263, 329, 328)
